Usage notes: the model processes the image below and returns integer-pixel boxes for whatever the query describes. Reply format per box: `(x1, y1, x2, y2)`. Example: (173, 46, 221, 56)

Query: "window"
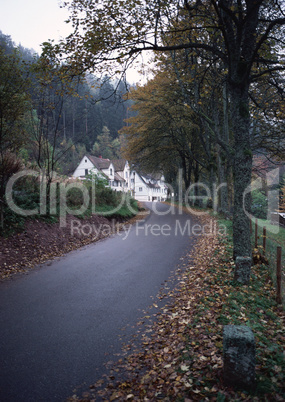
(125, 171, 128, 178)
(110, 168, 113, 175)
(139, 187, 143, 192)
(85, 169, 88, 176)
(131, 179, 134, 183)
(85, 159, 87, 163)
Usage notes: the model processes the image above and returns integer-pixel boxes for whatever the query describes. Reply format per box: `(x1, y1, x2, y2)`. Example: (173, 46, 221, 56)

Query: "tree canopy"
(61, 0, 285, 268)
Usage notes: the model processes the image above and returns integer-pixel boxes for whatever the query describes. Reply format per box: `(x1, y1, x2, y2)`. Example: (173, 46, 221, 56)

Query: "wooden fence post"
(276, 246, 282, 305)
(263, 227, 266, 255)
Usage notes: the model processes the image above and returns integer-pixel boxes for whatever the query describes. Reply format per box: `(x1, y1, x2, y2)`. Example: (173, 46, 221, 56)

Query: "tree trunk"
(217, 146, 229, 214)
(0, 202, 4, 231)
(219, 81, 230, 215)
(193, 161, 201, 207)
(230, 85, 252, 260)
(181, 154, 192, 191)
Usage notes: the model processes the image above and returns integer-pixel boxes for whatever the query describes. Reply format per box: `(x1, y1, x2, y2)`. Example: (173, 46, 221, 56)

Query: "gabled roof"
(86, 155, 127, 182)
(137, 174, 161, 189)
(138, 172, 164, 183)
(112, 159, 127, 172)
(114, 172, 125, 182)
(87, 155, 111, 170)
(147, 173, 163, 181)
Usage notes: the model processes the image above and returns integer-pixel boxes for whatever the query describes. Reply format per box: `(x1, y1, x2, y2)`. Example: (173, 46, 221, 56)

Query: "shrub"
(251, 190, 268, 219)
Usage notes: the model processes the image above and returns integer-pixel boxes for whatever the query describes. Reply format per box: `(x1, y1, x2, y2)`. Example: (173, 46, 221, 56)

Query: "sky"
(0, 0, 71, 53)
(0, 0, 144, 83)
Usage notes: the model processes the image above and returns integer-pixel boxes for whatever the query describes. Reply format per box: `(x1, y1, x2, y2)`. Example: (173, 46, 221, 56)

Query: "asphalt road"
(0, 202, 198, 401)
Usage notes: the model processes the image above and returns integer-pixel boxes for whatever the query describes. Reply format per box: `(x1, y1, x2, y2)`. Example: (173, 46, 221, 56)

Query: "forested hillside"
(0, 31, 132, 177)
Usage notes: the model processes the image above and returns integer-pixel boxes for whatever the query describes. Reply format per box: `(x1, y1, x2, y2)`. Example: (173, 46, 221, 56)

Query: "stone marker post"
(223, 325, 256, 390)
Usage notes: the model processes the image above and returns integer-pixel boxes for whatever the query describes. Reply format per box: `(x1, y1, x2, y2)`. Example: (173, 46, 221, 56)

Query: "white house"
(131, 172, 168, 202)
(112, 159, 130, 190)
(73, 155, 129, 192)
(72, 154, 168, 201)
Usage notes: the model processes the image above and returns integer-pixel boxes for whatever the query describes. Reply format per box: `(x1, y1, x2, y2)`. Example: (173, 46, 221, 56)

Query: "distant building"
(131, 172, 168, 202)
(72, 155, 168, 201)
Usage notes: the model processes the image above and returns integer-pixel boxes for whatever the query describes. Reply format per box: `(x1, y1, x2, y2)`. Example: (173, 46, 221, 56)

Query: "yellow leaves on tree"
(120, 71, 204, 182)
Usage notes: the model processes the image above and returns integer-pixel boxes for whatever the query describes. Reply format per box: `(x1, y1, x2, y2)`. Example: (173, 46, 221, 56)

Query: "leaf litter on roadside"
(0, 209, 148, 281)
(69, 213, 285, 401)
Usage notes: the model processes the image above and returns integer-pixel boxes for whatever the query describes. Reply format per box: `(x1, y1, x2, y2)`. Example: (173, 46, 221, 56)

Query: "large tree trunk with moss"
(220, 0, 260, 266)
(230, 84, 252, 260)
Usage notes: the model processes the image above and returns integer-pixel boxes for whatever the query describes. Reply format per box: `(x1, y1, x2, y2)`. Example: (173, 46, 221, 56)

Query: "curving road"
(0, 202, 198, 401)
